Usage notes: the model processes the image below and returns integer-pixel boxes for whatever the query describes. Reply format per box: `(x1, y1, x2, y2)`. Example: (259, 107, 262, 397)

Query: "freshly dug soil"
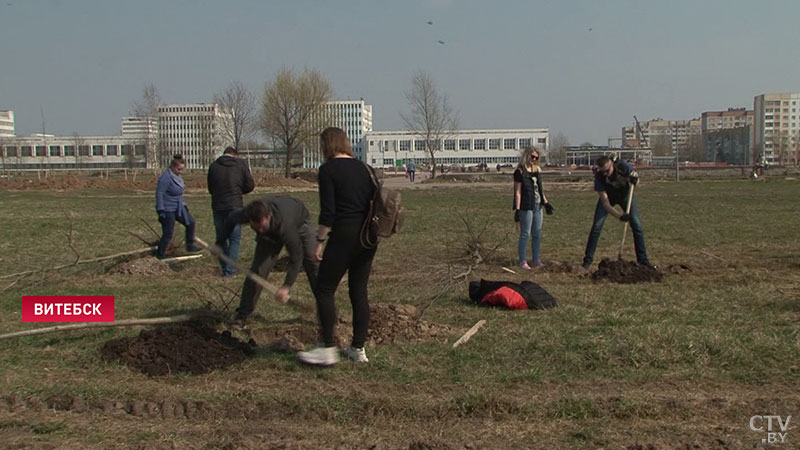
(101, 321, 254, 376)
(590, 258, 665, 284)
(358, 304, 456, 345)
(107, 257, 172, 276)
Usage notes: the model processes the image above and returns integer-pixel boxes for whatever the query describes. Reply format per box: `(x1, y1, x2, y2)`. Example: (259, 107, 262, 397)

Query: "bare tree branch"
(214, 80, 257, 151)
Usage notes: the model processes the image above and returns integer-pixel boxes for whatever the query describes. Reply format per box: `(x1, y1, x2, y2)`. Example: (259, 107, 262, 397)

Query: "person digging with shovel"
(218, 196, 319, 327)
(580, 155, 654, 271)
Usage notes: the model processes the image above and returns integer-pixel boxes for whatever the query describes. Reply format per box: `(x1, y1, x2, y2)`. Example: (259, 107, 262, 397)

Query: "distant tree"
(130, 83, 161, 118)
(260, 68, 335, 178)
(650, 135, 672, 157)
(548, 132, 569, 164)
(214, 80, 257, 151)
(684, 132, 705, 162)
(401, 70, 459, 179)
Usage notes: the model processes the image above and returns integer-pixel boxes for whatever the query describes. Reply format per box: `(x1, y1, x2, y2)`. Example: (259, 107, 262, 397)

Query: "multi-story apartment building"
(700, 108, 753, 165)
(753, 93, 800, 165)
(364, 128, 548, 169)
(622, 118, 701, 156)
(302, 99, 373, 168)
(0, 110, 14, 136)
(157, 103, 233, 170)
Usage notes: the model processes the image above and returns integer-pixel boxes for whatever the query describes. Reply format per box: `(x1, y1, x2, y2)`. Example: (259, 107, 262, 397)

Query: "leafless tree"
(401, 70, 458, 179)
(71, 133, 87, 171)
(130, 83, 162, 118)
(548, 132, 569, 164)
(260, 67, 335, 178)
(214, 81, 256, 151)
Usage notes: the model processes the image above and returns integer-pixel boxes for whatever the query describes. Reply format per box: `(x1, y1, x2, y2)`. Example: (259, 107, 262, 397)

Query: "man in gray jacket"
(219, 196, 318, 324)
(208, 146, 255, 276)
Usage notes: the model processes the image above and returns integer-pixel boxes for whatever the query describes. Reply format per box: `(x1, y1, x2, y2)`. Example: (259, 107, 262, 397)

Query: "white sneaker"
(297, 346, 340, 366)
(343, 346, 369, 363)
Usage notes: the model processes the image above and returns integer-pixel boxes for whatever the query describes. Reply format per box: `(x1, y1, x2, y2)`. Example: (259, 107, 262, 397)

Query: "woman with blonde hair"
(513, 146, 553, 269)
(298, 127, 377, 366)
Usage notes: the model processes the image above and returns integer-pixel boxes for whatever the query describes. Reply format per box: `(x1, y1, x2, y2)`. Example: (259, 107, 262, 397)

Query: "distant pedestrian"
(513, 146, 553, 269)
(155, 154, 202, 258)
(407, 160, 416, 182)
(207, 146, 255, 277)
(298, 127, 377, 366)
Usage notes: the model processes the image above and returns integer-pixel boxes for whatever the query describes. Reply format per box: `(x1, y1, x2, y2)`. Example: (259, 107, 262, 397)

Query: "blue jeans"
(582, 198, 649, 267)
(157, 207, 196, 259)
(213, 209, 242, 276)
(518, 205, 543, 264)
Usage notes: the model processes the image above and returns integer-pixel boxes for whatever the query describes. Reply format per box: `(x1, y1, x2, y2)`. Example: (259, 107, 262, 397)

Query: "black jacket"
(207, 155, 255, 211)
(222, 197, 311, 287)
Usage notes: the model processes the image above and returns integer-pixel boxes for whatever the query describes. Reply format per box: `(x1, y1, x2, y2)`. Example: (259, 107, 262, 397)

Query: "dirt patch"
(590, 258, 665, 284)
(101, 321, 254, 376)
(538, 260, 576, 273)
(106, 256, 173, 276)
(353, 304, 457, 345)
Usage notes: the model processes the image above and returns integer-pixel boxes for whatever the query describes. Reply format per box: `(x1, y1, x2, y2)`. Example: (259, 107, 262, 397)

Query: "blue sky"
(1, 0, 798, 145)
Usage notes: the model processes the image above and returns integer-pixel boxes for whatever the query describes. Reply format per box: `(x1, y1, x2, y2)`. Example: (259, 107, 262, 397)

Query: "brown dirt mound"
(538, 260, 576, 273)
(107, 257, 172, 276)
(101, 321, 254, 376)
(355, 304, 456, 345)
(590, 258, 665, 284)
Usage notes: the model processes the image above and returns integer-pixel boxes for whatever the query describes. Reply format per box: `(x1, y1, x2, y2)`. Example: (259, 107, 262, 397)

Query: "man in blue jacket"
(207, 147, 255, 276)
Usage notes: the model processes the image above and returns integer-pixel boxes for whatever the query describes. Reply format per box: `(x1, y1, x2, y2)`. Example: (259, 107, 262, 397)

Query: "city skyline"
(1, 0, 798, 144)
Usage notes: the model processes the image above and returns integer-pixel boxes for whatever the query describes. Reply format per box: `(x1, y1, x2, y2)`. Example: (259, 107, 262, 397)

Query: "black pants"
(315, 221, 377, 348)
(235, 219, 319, 318)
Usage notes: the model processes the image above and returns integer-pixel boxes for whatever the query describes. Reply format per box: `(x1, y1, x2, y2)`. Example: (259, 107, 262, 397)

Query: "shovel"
(618, 183, 635, 260)
(194, 237, 314, 314)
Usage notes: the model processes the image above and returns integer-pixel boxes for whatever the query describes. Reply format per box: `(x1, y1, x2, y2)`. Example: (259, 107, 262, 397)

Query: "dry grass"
(1, 177, 799, 448)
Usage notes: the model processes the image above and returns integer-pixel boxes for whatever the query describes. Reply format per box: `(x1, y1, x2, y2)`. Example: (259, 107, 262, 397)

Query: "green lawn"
(0, 178, 798, 449)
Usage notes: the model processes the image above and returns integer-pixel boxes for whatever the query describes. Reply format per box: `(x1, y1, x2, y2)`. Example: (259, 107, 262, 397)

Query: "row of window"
(160, 106, 214, 113)
(373, 156, 519, 166)
(2, 144, 144, 158)
(373, 137, 546, 152)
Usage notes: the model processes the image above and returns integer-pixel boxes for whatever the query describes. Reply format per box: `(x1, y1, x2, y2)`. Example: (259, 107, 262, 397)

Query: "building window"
(459, 139, 471, 150)
(399, 140, 411, 151)
(414, 140, 426, 151)
(92, 145, 104, 156)
(122, 144, 133, 156)
(135, 145, 146, 156)
(63, 145, 75, 156)
(49, 145, 61, 157)
(537, 138, 547, 145)
(503, 138, 516, 150)
(35, 145, 46, 157)
(5, 146, 18, 157)
(444, 139, 456, 150)
(106, 145, 118, 156)
(474, 139, 486, 150)
(488, 138, 501, 150)
(519, 138, 532, 148)
(79, 145, 90, 156)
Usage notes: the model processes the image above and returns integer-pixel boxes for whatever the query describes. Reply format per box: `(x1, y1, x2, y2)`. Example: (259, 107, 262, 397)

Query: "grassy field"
(0, 176, 798, 449)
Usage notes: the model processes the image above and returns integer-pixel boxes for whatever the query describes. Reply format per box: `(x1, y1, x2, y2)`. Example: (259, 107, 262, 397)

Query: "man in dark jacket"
(208, 147, 255, 276)
(219, 196, 318, 324)
(581, 155, 652, 270)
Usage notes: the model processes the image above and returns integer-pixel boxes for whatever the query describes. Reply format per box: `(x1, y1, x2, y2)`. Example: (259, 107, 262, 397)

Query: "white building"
(364, 128, 549, 169)
(122, 116, 159, 169)
(1, 132, 145, 171)
(622, 118, 701, 154)
(157, 103, 233, 170)
(753, 93, 800, 165)
(303, 99, 373, 168)
(0, 110, 14, 136)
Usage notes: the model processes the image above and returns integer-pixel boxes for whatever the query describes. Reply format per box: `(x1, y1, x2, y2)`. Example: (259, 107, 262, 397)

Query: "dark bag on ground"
(361, 164, 405, 248)
(469, 279, 557, 310)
